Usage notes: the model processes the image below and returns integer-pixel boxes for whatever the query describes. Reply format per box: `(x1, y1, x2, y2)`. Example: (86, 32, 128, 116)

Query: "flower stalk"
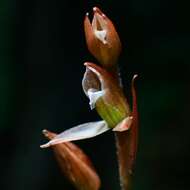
(115, 75, 138, 190)
(84, 7, 139, 190)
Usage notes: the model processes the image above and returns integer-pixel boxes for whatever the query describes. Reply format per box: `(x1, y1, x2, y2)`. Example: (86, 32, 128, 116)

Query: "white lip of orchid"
(94, 30, 107, 44)
(87, 88, 105, 109)
(40, 115, 133, 148)
(40, 120, 110, 148)
(92, 9, 108, 44)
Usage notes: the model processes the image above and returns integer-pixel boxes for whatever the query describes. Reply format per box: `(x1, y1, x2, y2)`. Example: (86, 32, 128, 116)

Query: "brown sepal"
(42, 130, 101, 190)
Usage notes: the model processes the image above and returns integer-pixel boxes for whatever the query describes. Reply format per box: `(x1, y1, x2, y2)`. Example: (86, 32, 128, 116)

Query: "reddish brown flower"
(82, 62, 131, 127)
(40, 62, 134, 148)
(84, 7, 121, 69)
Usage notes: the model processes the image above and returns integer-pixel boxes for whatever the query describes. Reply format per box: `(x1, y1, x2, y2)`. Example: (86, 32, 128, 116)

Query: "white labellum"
(40, 120, 110, 148)
(87, 88, 105, 109)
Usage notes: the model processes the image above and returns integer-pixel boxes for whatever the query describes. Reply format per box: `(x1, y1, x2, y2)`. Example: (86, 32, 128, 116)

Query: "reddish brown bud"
(84, 7, 121, 68)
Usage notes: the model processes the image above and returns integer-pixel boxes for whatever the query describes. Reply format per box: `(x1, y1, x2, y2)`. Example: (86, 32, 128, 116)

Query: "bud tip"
(40, 142, 50, 149)
(93, 7, 97, 12)
(133, 74, 138, 80)
(42, 129, 48, 135)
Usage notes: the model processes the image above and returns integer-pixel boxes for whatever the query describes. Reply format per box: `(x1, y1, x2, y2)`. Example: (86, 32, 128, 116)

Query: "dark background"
(0, 0, 190, 189)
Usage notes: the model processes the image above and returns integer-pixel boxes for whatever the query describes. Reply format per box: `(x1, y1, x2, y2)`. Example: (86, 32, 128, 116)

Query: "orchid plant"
(41, 7, 138, 190)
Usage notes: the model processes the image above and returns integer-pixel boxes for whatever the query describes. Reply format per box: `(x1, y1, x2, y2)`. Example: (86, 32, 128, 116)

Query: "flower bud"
(42, 130, 101, 190)
(84, 7, 121, 69)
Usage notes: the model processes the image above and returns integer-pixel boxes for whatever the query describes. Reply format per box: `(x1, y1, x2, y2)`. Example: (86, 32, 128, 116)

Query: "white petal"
(113, 116, 133, 132)
(92, 11, 107, 44)
(94, 29, 107, 44)
(40, 121, 110, 148)
(88, 89, 105, 109)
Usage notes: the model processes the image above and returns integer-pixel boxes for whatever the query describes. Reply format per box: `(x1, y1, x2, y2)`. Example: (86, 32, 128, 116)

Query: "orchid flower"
(40, 62, 136, 148)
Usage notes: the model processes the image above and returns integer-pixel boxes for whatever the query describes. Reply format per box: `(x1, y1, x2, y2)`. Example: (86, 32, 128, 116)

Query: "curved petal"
(40, 120, 110, 148)
(82, 67, 105, 109)
(82, 67, 101, 97)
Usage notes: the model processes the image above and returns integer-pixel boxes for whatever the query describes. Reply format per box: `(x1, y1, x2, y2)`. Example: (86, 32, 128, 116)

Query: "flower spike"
(40, 6, 139, 190)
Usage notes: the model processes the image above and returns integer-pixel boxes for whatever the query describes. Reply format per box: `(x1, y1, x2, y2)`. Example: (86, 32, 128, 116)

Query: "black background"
(0, 0, 190, 189)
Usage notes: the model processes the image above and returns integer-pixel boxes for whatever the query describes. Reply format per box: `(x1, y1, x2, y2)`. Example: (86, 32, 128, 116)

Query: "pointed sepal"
(42, 130, 101, 190)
